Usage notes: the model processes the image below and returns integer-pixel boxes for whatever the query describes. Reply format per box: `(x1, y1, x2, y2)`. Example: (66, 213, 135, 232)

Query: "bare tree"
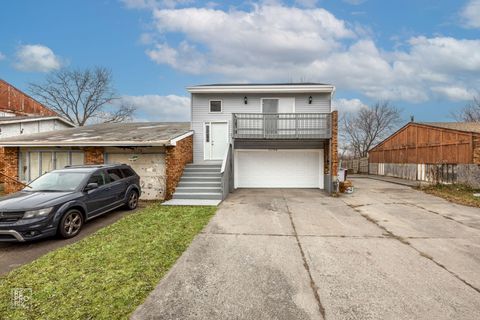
(342, 101, 402, 158)
(453, 96, 480, 122)
(29, 67, 135, 126)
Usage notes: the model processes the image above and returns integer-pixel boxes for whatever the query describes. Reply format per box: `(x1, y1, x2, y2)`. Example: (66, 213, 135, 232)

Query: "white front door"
(205, 122, 229, 160)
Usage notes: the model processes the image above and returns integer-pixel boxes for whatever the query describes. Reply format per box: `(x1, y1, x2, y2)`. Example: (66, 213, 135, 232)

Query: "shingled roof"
(0, 122, 192, 146)
(419, 122, 480, 134)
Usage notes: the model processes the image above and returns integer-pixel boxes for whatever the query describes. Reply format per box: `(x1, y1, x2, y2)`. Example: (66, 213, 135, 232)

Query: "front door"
(205, 122, 229, 160)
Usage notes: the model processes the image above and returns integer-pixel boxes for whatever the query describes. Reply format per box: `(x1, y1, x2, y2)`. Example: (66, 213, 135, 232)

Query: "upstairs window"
(209, 100, 222, 113)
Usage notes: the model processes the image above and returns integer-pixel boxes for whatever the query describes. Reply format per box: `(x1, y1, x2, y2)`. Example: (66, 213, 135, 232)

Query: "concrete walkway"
(132, 180, 480, 320)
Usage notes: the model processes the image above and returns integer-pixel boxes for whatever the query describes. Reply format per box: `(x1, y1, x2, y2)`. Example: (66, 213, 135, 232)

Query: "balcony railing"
(233, 113, 332, 139)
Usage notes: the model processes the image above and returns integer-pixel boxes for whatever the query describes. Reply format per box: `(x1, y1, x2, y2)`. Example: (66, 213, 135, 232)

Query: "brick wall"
(165, 135, 193, 199)
(84, 147, 105, 164)
(331, 110, 338, 179)
(3, 147, 24, 193)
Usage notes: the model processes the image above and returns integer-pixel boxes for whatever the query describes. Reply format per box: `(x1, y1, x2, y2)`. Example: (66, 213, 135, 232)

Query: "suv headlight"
(23, 207, 54, 219)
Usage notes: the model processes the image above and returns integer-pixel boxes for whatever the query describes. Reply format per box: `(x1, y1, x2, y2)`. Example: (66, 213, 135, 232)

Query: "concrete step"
(177, 181, 222, 188)
(181, 177, 221, 182)
(183, 167, 220, 173)
(182, 172, 221, 178)
(173, 192, 223, 200)
(162, 199, 222, 206)
(186, 164, 222, 169)
(175, 187, 222, 193)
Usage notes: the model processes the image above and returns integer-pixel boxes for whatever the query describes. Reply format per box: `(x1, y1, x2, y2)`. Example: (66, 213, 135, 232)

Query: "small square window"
(210, 100, 222, 113)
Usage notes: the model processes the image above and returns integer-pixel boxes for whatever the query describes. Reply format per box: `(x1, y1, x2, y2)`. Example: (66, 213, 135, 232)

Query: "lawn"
(0, 204, 216, 320)
(421, 184, 480, 208)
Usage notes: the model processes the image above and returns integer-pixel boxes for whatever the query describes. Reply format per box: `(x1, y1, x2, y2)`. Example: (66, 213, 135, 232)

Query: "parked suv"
(0, 164, 141, 242)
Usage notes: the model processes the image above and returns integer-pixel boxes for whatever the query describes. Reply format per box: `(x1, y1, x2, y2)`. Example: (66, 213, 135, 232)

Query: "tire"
(58, 209, 84, 239)
(126, 190, 139, 210)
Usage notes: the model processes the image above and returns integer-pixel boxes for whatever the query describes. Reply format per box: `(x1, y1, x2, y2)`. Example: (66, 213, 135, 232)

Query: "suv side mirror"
(85, 182, 99, 191)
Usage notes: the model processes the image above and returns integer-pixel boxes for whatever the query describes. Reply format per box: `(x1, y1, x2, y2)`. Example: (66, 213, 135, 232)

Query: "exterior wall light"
(308, 96, 313, 104)
(244, 96, 248, 104)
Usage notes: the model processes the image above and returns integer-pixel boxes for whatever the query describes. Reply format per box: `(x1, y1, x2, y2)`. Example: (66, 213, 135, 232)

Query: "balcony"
(232, 113, 332, 140)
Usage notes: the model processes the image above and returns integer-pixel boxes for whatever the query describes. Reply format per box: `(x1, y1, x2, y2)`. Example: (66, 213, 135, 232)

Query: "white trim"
(169, 131, 194, 146)
(187, 84, 335, 94)
(208, 99, 223, 113)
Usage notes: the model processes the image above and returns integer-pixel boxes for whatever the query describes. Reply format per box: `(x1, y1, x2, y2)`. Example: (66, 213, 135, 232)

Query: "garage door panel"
(106, 153, 165, 200)
(235, 150, 323, 188)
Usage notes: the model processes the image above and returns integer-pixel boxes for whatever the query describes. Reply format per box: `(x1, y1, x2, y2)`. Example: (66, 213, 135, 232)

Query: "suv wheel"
(126, 190, 139, 210)
(59, 209, 84, 239)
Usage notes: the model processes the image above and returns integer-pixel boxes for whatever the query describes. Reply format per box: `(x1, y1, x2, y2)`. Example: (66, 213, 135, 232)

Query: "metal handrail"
(233, 112, 332, 139)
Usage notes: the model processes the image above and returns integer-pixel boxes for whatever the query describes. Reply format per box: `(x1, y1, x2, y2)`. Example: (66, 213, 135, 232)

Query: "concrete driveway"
(132, 179, 480, 320)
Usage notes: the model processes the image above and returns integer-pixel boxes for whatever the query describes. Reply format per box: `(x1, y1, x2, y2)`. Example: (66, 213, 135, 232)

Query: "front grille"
(0, 211, 25, 223)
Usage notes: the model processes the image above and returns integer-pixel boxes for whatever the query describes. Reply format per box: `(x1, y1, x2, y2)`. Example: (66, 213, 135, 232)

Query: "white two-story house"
(166, 83, 338, 205)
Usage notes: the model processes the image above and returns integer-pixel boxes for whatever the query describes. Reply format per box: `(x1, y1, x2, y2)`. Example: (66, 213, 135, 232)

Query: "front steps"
(162, 163, 223, 206)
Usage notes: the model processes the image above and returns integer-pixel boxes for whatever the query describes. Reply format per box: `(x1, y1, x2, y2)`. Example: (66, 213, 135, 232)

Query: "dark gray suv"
(0, 164, 141, 242)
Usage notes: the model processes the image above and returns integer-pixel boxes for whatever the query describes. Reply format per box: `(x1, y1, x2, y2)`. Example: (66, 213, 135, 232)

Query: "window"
(88, 172, 106, 186)
(262, 98, 279, 113)
(120, 168, 135, 178)
(205, 124, 210, 142)
(209, 100, 222, 113)
(107, 169, 124, 182)
(18, 150, 85, 182)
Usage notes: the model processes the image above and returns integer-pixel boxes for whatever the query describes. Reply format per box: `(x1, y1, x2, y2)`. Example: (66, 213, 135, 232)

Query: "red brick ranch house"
(0, 122, 193, 200)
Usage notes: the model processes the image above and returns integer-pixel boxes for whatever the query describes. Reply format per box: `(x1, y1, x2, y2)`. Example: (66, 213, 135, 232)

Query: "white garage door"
(234, 149, 323, 188)
(106, 153, 165, 200)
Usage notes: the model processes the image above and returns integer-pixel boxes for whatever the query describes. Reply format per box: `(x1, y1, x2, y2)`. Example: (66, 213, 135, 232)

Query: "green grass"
(421, 184, 480, 208)
(0, 204, 216, 320)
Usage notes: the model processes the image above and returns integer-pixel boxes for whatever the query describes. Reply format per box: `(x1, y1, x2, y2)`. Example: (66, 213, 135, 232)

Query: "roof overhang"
(0, 131, 194, 147)
(187, 84, 335, 94)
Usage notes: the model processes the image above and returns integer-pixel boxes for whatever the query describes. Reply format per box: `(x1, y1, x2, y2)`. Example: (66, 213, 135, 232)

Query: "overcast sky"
(0, 0, 479, 122)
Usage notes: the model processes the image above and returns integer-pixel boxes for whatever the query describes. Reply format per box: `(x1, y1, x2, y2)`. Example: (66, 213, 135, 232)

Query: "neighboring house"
(0, 79, 74, 188)
(0, 79, 57, 117)
(164, 83, 338, 205)
(0, 116, 73, 137)
(0, 122, 193, 200)
(369, 121, 480, 187)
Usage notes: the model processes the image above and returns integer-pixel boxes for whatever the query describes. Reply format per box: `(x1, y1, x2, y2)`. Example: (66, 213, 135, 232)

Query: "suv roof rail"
(63, 163, 130, 169)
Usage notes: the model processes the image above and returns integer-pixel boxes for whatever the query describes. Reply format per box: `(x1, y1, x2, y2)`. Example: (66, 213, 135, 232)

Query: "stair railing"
(220, 143, 232, 200)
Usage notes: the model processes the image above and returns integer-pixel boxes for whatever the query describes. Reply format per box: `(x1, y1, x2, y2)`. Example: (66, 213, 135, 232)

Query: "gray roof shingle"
(0, 122, 191, 146)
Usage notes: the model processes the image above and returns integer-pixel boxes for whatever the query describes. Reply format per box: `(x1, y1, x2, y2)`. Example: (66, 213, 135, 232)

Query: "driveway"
(0, 205, 140, 275)
(132, 179, 480, 320)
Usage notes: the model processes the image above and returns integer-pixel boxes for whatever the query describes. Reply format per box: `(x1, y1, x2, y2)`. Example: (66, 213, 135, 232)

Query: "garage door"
(234, 149, 323, 188)
(106, 153, 165, 200)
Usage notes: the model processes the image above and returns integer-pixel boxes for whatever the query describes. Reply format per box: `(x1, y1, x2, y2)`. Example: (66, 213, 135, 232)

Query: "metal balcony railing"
(233, 113, 332, 139)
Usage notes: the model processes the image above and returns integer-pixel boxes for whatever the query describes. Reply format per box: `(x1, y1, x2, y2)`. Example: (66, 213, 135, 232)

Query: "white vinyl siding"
(0, 119, 72, 138)
(191, 92, 331, 163)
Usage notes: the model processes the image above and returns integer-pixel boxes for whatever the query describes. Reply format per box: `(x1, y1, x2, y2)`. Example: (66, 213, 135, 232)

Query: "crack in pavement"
(281, 190, 326, 320)
(345, 201, 480, 295)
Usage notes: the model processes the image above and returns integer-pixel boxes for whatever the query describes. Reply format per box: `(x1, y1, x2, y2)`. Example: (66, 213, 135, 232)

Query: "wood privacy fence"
(341, 157, 369, 174)
(369, 123, 475, 164)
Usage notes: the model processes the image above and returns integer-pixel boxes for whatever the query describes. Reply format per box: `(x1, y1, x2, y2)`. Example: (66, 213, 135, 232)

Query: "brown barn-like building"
(369, 122, 480, 186)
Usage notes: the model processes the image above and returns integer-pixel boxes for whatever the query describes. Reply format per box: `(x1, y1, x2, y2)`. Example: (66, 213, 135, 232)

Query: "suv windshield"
(26, 171, 90, 192)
